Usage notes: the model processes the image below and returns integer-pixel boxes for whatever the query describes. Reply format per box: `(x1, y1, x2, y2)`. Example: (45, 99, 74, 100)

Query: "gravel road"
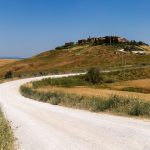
(0, 74, 150, 150)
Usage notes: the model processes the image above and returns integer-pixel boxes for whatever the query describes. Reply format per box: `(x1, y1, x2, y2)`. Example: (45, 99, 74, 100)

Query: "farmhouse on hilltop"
(77, 36, 129, 45)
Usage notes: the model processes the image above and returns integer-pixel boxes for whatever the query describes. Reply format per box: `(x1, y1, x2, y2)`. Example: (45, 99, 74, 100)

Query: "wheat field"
(0, 59, 17, 67)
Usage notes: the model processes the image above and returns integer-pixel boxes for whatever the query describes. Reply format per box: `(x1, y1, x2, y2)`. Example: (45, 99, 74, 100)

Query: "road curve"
(0, 74, 150, 150)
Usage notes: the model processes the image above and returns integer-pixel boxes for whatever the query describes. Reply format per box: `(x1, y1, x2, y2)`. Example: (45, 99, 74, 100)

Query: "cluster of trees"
(94, 40, 149, 47)
(55, 40, 149, 50)
(128, 40, 149, 46)
(55, 42, 75, 50)
(123, 45, 137, 52)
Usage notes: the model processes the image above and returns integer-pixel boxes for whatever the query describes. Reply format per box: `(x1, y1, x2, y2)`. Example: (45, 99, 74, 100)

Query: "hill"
(0, 37, 150, 79)
(0, 59, 18, 68)
(0, 57, 24, 59)
(140, 45, 150, 54)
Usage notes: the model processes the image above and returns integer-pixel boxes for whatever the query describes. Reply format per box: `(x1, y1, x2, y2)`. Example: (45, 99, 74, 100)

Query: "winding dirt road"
(0, 74, 150, 150)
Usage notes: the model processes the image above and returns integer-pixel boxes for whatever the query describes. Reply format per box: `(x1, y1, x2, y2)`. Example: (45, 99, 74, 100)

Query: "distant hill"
(0, 57, 24, 59)
(0, 36, 150, 78)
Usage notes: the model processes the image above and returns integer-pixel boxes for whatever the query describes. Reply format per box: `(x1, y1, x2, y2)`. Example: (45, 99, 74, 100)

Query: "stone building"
(77, 36, 129, 45)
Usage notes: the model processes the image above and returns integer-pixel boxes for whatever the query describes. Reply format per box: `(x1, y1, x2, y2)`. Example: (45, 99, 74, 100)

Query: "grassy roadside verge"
(31, 67, 150, 89)
(0, 108, 15, 150)
(20, 85, 150, 118)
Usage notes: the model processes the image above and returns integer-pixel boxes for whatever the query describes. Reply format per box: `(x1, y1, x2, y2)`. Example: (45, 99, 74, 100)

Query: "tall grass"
(20, 85, 150, 117)
(32, 75, 88, 88)
(0, 109, 15, 150)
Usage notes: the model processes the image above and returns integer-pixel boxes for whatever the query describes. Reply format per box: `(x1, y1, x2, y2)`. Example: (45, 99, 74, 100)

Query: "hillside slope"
(0, 45, 150, 78)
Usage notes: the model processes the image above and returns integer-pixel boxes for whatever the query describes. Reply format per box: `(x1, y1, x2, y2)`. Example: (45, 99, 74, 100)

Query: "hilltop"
(0, 36, 150, 79)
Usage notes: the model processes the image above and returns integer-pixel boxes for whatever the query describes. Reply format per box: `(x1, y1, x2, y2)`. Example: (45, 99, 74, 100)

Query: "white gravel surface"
(0, 74, 150, 150)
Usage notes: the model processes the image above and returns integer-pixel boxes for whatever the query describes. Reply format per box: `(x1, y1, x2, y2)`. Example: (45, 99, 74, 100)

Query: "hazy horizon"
(0, 0, 150, 57)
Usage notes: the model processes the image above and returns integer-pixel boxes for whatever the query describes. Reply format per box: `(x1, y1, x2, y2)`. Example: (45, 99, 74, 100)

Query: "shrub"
(4, 71, 13, 79)
(80, 98, 109, 112)
(129, 101, 150, 116)
(86, 67, 103, 84)
(32, 75, 87, 88)
(48, 97, 61, 105)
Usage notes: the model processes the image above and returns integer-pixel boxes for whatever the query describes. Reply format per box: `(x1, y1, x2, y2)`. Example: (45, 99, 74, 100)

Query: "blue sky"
(0, 0, 150, 57)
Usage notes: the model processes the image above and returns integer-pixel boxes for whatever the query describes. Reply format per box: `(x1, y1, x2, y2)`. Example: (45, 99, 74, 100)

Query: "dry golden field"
(0, 59, 17, 68)
(108, 79, 150, 90)
(140, 45, 150, 51)
(36, 80, 150, 101)
(140, 46, 150, 54)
